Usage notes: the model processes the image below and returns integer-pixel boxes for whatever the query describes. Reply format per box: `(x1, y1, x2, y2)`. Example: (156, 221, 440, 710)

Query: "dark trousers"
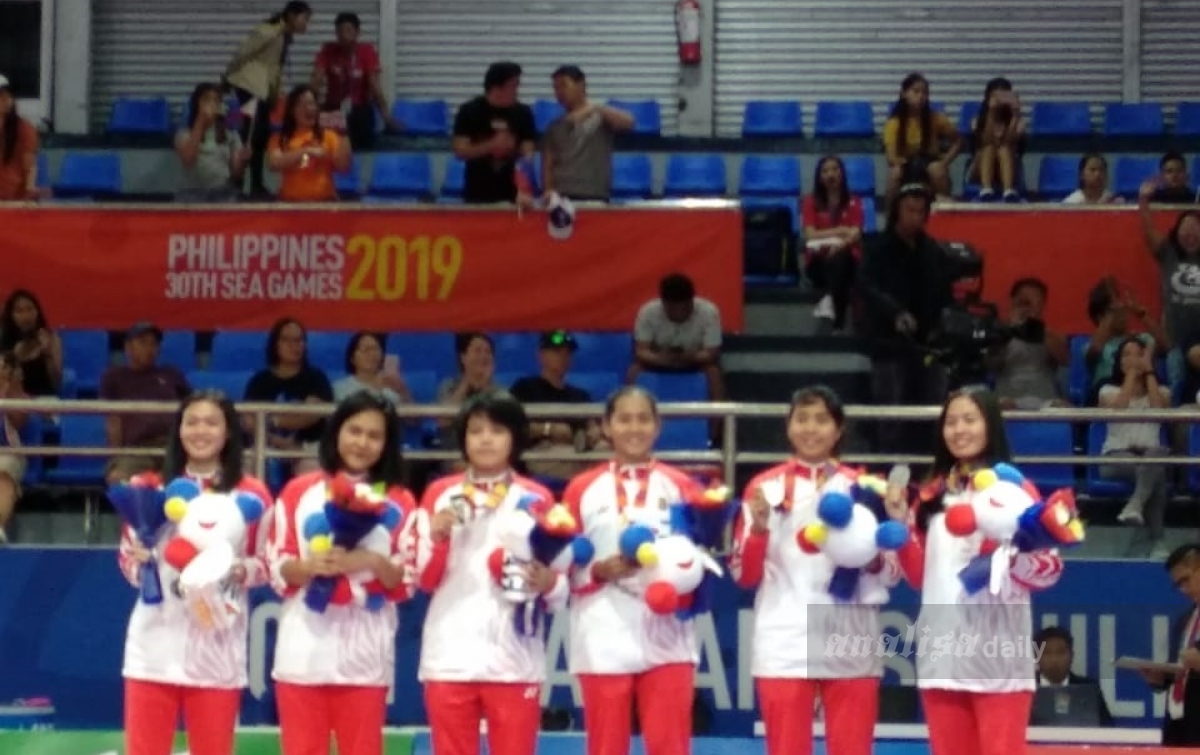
(805, 250, 857, 329)
(234, 89, 271, 193)
(870, 352, 948, 456)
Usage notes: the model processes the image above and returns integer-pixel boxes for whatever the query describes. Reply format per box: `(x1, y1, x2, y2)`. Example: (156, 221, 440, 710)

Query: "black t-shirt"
(453, 96, 537, 203)
(510, 375, 591, 431)
(245, 366, 334, 443)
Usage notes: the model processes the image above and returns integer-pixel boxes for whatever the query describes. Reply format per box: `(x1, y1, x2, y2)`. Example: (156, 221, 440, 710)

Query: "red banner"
(928, 207, 1178, 335)
(2, 205, 744, 332)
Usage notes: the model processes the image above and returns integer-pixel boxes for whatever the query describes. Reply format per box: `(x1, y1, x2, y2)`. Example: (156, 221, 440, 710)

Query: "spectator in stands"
(860, 183, 954, 452)
(802, 156, 864, 333)
(1085, 277, 1169, 402)
(883, 73, 960, 202)
(968, 77, 1025, 202)
(0, 289, 62, 397)
(333, 331, 411, 405)
(1063, 153, 1118, 205)
(1146, 152, 1197, 205)
(310, 12, 400, 150)
(100, 323, 192, 484)
(175, 82, 250, 202)
(0, 352, 28, 544)
(243, 317, 333, 477)
(437, 333, 497, 456)
(452, 62, 537, 204)
(0, 73, 41, 201)
(1099, 336, 1172, 557)
(1138, 187, 1200, 385)
(1033, 626, 1114, 725)
(990, 277, 1069, 409)
(224, 2, 311, 197)
(510, 330, 607, 481)
(267, 84, 351, 202)
(629, 273, 725, 403)
(541, 65, 634, 202)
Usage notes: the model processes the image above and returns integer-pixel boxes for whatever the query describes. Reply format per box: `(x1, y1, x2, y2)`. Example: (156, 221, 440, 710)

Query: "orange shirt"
(0, 119, 39, 200)
(269, 128, 341, 202)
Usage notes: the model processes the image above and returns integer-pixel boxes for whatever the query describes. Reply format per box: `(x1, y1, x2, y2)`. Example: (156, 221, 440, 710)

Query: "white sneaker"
(813, 294, 835, 320)
(0, 528, 8, 545)
(1117, 502, 1144, 526)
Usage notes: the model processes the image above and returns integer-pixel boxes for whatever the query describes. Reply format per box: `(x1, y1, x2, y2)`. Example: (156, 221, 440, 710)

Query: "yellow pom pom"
(636, 542, 659, 567)
(164, 497, 188, 523)
(703, 485, 731, 504)
(803, 523, 828, 546)
(309, 535, 332, 554)
(972, 469, 998, 490)
(545, 504, 577, 530)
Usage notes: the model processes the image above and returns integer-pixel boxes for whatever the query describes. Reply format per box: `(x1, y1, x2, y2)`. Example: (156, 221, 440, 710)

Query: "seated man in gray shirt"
(628, 273, 725, 402)
(541, 65, 634, 202)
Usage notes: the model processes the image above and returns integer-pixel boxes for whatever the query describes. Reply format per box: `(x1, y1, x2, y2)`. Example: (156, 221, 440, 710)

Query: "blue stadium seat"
(492, 332, 541, 375)
(335, 156, 362, 197)
(210, 331, 266, 372)
(186, 370, 253, 400)
(391, 99, 448, 136)
(1037, 156, 1080, 200)
(569, 371, 623, 402)
(664, 154, 727, 198)
(18, 413, 45, 486)
(608, 99, 662, 136)
(813, 101, 875, 138)
(1188, 425, 1200, 492)
(1114, 156, 1160, 199)
(634, 372, 709, 450)
(571, 332, 634, 373)
(741, 101, 802, 138)
(1103, 103, 1164, 137)
(36, 152, 49, 189)
(843, 156, 876, 197)
(60, 329, 111, 396)
(387, 332, 457, 376)
(1176, 102, 1200, 136)
(1005, 421, 1076, 492)
(611, 154, 654, 200)
(108, 97, 172, 134)
(404, 369, 440, 404)
(1031, 102, 1093, 136)
(158, 330, 196, 371)
(440, 159, 465, 202)
(739, 156, 800, 197)
(957, 102, 982, 135)
(44, 414, 108, 487)
(1084, 423, 1134, 498)
(861, 197, 877, 233)
(306, 331, 352, 374)
(54, 153, 122, 198)
(1067, 334, 1090, 406)
(532, 99, 565, 133)
(368, 154, 433, 201)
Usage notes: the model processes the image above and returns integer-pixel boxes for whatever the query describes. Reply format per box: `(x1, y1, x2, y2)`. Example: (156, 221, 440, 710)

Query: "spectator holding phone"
(989, 277, 1070, 409)
(452, 62, 536, 204)
(267, 85, 351, 202)
(1084, 278, 1170, 403)
(175, 82, 251, 202)
(968, 77, 1026, 202)
(333, 332, 412, 405)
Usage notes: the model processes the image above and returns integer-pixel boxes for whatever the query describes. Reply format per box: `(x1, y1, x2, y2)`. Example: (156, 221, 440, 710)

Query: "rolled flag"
(107, 482, 172, 604)
(669, 483, 735, 550)
(514, 156, 537, 198)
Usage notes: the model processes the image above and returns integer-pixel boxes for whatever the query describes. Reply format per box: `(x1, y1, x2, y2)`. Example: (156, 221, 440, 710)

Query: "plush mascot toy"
(107, 475, 201, 605)
(943, 463, 1084, 595)
(489, 494, 594, 636)
(157, 479, 265, 630)
(301, 473, 405, 613)
(615, 483, 734, 618)
(796, 474, 909, 602)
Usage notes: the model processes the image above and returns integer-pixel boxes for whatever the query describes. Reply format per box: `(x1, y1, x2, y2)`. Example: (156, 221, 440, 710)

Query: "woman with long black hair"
(175, 82, 251, 201)
(267, 84, 351, 202)
(0, 74, 41, 200)
(882, 73, 960, 201)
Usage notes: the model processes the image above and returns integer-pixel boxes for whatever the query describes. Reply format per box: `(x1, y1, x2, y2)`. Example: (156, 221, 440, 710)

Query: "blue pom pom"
(364, 593, 385, 612)
(515, 494, 542, 514)
(236, 492, 265, 523)
(618, 525, 655, 561)
(380, 503, 402, 531)
(876, 520, 909, 550)
(817, 491, 855, 529)
(993, 463, 1025, 486)
(164, 477, 201, 502)
(571, 537, 595, 566)
(301, 513, 331, 541)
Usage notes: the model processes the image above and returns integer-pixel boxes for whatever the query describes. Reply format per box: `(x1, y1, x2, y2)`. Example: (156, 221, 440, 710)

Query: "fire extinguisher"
(675, 0, 702, 65)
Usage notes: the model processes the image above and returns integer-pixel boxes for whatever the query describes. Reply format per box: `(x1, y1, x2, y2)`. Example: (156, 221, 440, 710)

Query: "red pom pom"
(329, 474, 357, 505)
(645, 581, 680, 614)
(796, 531, 821, 555)
(487, 548, 506, 584)
(330, 578, 353, 605)
(162, 537, 199, 571)
(944, 504, 978, 537)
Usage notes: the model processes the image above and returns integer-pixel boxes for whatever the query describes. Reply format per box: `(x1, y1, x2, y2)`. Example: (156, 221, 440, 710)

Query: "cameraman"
(990, 277, 1070, 409)
(860, 183, 956, 453)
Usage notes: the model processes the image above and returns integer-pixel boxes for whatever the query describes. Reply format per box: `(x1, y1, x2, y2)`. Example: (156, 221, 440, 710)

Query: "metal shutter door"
(1141, 0, 1200, 123)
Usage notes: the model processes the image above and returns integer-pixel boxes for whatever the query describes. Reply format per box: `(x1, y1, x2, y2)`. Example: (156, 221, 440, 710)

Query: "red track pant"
(756, 677, 878, 755)
(578, 663, 694, 755)
(423, 680, 542, 755)
(123, 678, 241, 755)
(921, 688, 1033, 755)
(276, 681, 388, 755)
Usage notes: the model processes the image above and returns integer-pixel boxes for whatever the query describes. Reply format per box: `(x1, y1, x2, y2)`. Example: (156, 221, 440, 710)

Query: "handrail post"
(253, 409, 269, 483)
(722, 411, 737, 487)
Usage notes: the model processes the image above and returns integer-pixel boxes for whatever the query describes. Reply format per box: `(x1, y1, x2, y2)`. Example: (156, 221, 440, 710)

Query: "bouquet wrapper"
(305, 506, 385, 614)
(107, 483, 169, 605)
